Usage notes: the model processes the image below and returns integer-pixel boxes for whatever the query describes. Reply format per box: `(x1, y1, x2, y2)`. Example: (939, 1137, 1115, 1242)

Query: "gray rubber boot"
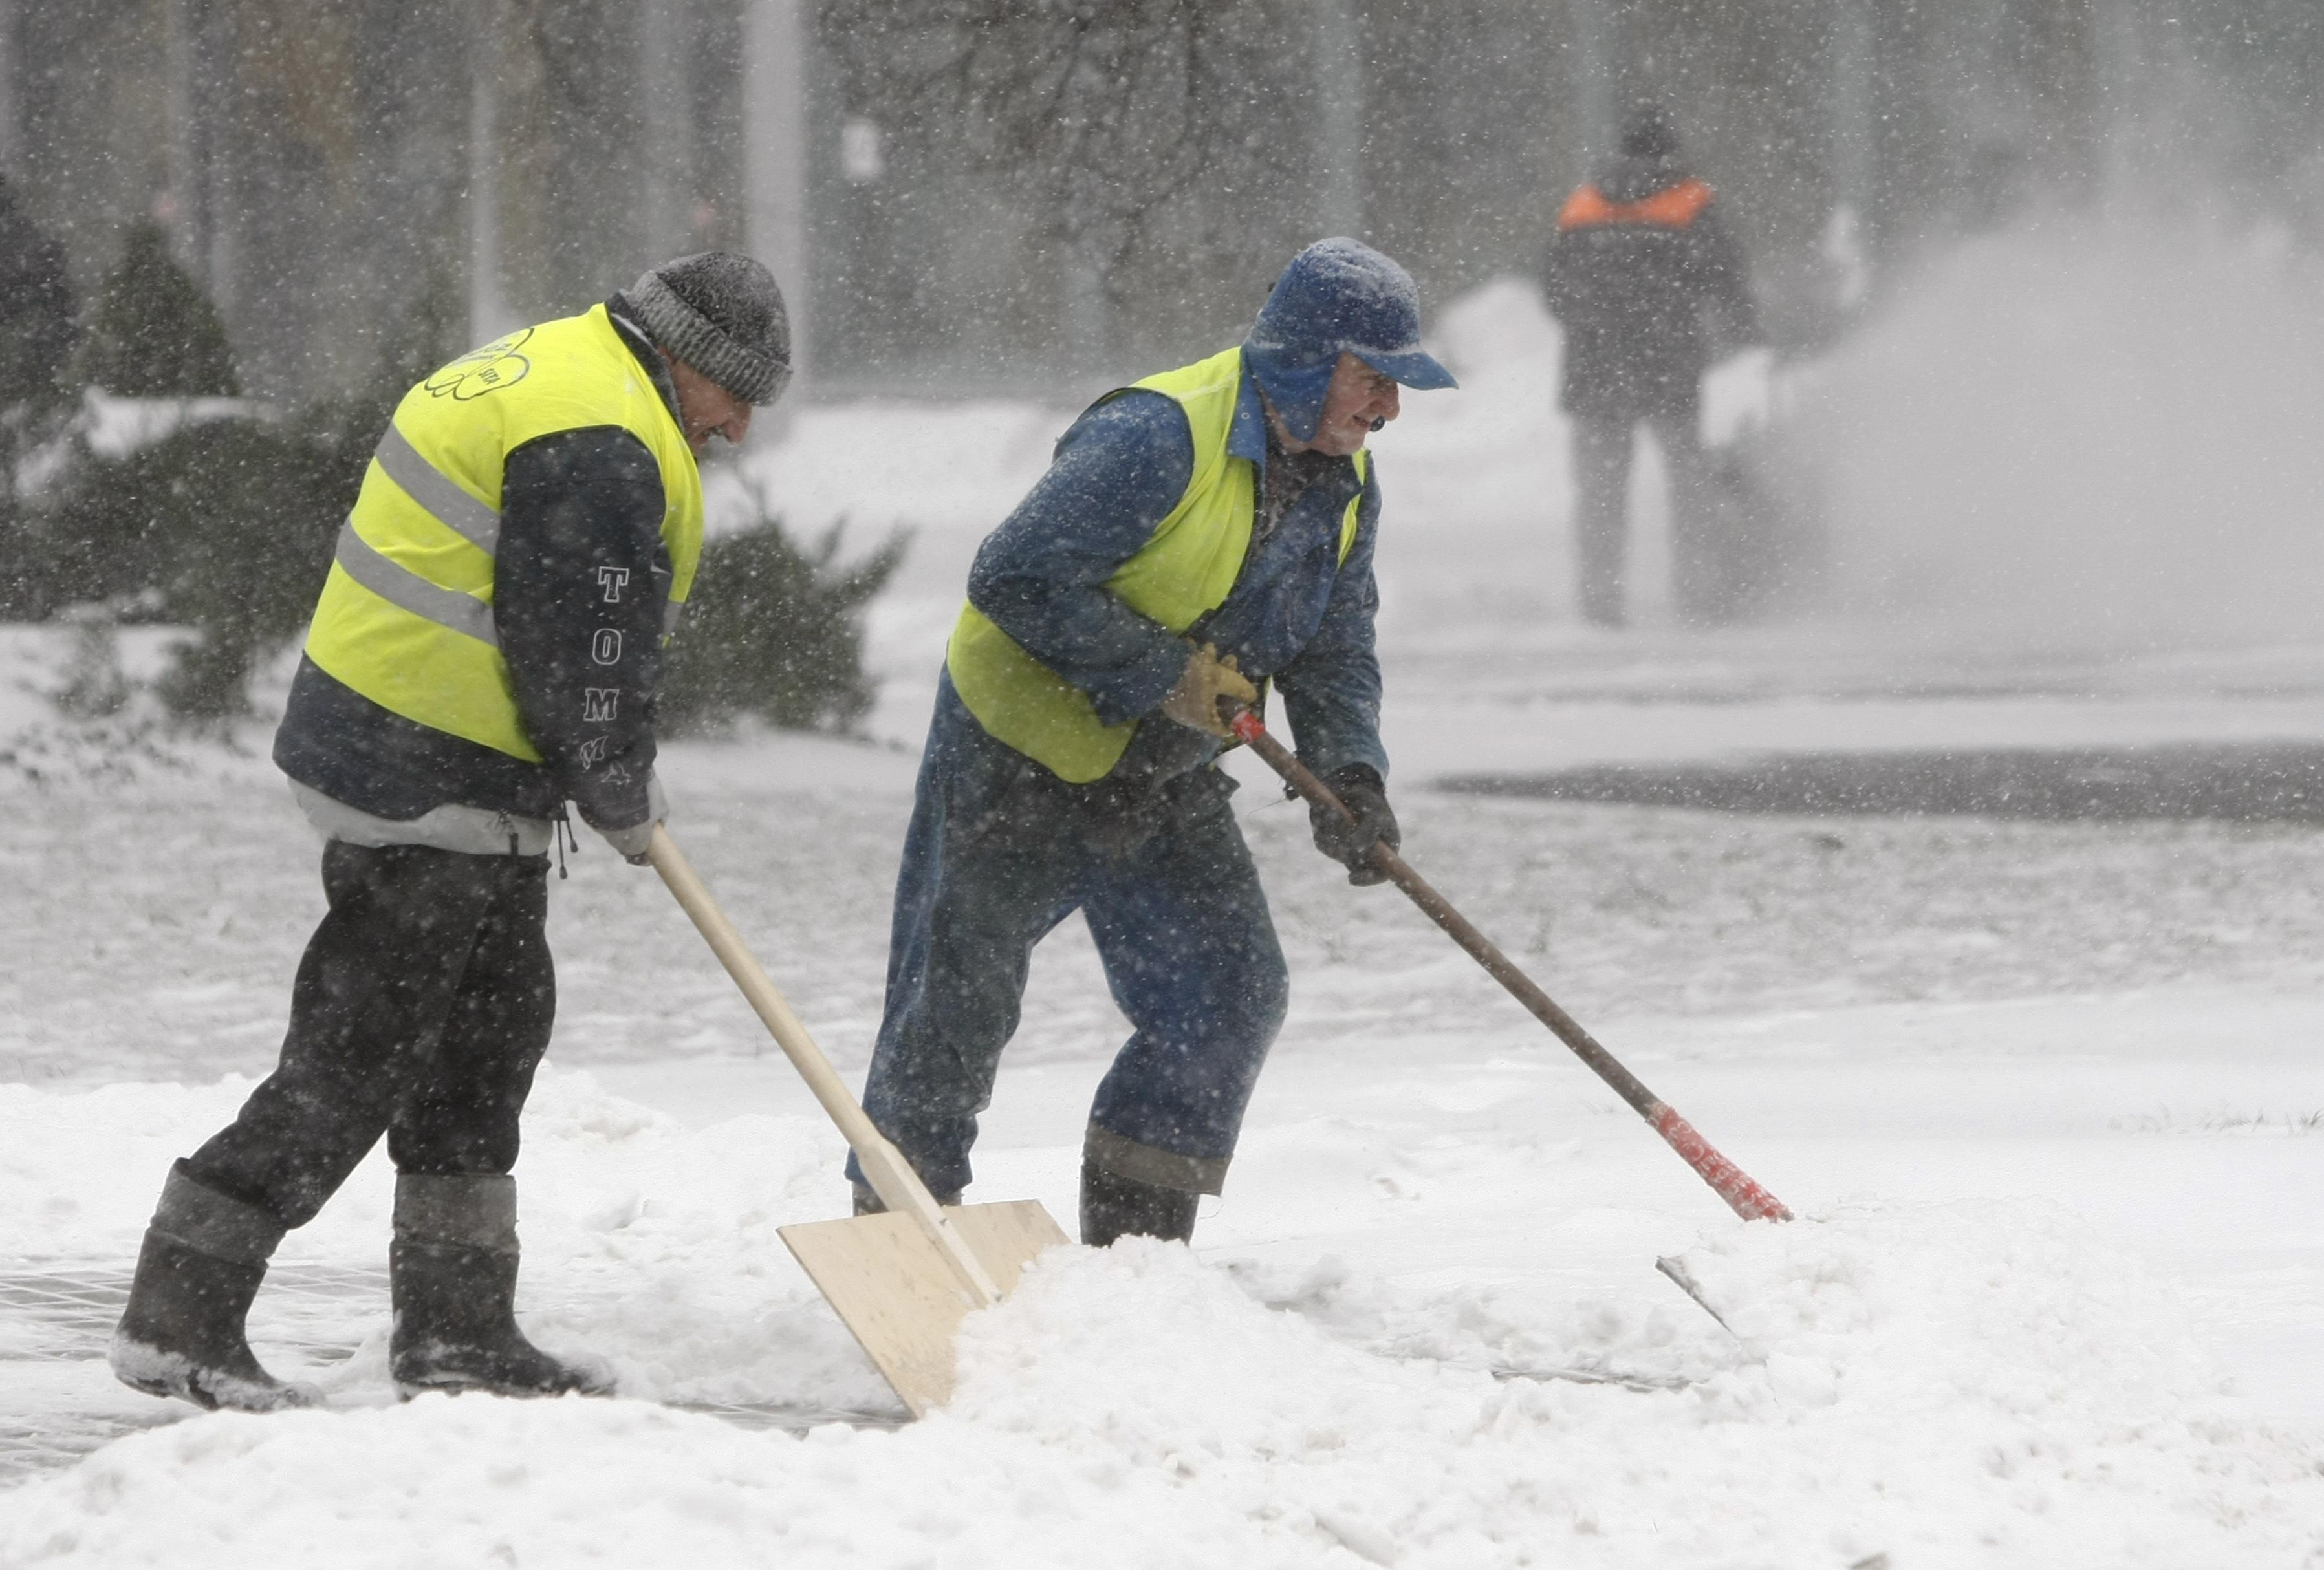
(1079, 1159, 1199, 1247)
(109, 1167, 321, 1412)
(389, 1174, 614, 1399)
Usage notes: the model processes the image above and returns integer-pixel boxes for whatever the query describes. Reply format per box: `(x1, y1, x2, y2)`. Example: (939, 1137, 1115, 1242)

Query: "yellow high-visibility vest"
(946, 346, 1366, 783)
(303, 305, 703, 762)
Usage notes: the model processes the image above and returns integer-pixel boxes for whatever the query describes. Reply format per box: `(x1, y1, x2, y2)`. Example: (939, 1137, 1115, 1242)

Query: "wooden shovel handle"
(646, 825, 1003, 1301)
(1226, 707, 1792, 1223)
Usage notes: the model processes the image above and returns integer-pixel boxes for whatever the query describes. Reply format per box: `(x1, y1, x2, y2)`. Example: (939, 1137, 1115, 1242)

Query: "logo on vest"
(425, 328, 536, 402)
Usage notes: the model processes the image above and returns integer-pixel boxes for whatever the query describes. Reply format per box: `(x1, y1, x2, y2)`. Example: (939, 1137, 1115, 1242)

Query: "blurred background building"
(3, 0, 2319, 405)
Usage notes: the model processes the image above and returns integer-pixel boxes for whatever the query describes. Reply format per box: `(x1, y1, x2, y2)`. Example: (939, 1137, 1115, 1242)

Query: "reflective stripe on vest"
(303, 305, 702, 763)
(946, 344, 1367, 784)
(332, 518, 499, 647)
(333, 450, 684, 650)
(1557, 177, 1714, 231)
(372, 423, 501, 554)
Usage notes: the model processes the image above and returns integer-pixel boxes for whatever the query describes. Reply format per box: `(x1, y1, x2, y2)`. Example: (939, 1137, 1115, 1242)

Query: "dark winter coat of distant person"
(1539, 105, 1761, 626)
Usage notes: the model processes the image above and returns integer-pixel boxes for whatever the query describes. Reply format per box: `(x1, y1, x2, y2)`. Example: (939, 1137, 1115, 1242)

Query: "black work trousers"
(182, 841, 556, 1230)
(1570, 403, 1721, 627)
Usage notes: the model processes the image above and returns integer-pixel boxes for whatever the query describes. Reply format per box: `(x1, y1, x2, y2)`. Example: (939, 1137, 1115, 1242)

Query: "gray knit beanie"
(627, 252, 791, 405)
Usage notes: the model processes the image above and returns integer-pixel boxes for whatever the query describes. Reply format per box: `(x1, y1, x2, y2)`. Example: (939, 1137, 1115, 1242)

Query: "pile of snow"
(4, 1071, 2319, 1566)
(79, 391, 270, 460)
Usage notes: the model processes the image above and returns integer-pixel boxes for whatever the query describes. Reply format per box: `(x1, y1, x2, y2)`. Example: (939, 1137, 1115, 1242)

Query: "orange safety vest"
(1557, 177, 1715, 231)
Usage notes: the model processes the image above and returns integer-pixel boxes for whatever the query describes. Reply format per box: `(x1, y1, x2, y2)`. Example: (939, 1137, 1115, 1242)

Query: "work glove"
(589, 774, 668, 866)
(1307, 765, 1398, 887)
(1158, 643, 1258, 738)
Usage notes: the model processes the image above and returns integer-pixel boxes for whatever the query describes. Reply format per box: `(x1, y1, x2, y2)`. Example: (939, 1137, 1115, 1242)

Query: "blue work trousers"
(854, 682, 1290, 1201)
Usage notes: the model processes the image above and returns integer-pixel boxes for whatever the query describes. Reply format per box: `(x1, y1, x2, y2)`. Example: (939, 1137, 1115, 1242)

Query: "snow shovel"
(646, 825, 1069, 1415)
(1223, 707, 1792, 1223)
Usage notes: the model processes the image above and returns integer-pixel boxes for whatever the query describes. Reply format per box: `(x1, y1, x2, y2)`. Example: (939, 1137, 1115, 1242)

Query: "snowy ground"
(4, 260, 2324, 1564)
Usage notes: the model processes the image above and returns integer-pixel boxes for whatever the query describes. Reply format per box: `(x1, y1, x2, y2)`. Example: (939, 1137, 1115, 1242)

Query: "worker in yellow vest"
(109, 253, 790, 1412)
(851, 238, 1456, 1245)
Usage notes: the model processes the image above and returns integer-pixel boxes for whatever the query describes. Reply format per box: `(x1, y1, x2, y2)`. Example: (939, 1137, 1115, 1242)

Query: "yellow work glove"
(1158, 643, 1258, 737)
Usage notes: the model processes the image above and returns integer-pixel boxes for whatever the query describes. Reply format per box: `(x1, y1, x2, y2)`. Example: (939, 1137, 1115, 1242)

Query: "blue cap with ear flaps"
(1241, 237, 1457, 443)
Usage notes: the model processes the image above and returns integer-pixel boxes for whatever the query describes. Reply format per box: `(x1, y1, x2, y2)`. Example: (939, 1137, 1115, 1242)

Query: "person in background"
(1540, 103, 1761, 627)
(854, 238, 1455, 1247)
(109, 253, 789, 1412)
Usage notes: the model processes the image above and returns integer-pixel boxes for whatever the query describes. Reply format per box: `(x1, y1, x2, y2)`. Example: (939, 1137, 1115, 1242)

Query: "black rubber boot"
(388, 1174, 613, 1399)
(1080, 1160, 1199, 1247)
(852, 1182, 961, 1216)
(110, 1167, 320, 1412)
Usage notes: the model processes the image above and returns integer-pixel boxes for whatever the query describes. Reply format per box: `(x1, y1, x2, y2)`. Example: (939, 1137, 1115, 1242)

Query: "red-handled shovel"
(1226, 705, 1792, 1224)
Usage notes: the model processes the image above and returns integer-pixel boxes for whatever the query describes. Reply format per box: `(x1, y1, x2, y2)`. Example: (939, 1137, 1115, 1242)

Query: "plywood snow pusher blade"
(647, 826, 1069, 1417)
(779, 1200, 1065, 1414)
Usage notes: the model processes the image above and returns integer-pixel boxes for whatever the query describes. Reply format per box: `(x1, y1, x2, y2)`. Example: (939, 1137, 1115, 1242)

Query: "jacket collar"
(1229, 358, 1270, 471)
(604, 293, 682, 424)
(1230, 356, 1360, 498)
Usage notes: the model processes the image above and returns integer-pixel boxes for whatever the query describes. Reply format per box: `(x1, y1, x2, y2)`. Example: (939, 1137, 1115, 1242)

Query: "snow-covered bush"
(660, 484, 906, 737)
(0, 217, 349, 718)
(10, 225, 905, 732)
(72, 220, 239, 400)
(39, 414, 349, 718)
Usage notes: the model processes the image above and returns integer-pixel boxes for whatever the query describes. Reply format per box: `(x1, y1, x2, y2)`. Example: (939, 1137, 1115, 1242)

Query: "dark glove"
(1307, 765, 1398, 887)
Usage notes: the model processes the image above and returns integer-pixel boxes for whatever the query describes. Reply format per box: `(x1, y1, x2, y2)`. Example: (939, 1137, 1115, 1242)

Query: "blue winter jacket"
(953, 361, 1390, 791)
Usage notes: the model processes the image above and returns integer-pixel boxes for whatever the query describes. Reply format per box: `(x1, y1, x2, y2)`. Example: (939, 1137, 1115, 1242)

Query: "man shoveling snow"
(849, 237, 1457, 1245)
(108, 253, 792, 1412)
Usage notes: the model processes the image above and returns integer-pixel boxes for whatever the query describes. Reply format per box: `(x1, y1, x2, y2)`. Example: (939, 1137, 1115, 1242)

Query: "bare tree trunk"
(2086, 0, 2151, 204)
(0, 0, 17, 180)
(191, 3, 239, 332)
(639, 0, 692, 257)
(745, 0, 809, 407)
(1314, 0, 1364, 238)
(468, 1, 510, 343)
(1566, 0, 1620, 171)
(2015, 0, 2098, 198)
(1829, 0, 1876, 224)
(162, 0, 199, 259)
